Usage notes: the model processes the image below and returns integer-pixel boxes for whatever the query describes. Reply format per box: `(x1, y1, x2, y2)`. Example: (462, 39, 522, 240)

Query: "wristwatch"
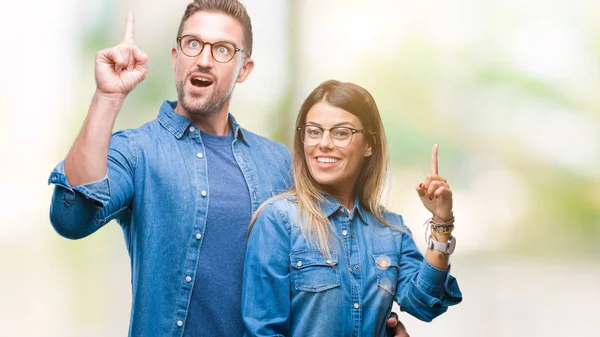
(427, 236, 456, 255)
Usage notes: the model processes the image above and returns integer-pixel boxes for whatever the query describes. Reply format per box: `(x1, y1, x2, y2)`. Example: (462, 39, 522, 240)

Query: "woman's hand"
(416, 143, 453, 222)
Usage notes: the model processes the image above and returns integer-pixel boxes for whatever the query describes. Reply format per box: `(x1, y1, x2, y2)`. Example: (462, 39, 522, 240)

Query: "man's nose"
(195, 44, 214, 68)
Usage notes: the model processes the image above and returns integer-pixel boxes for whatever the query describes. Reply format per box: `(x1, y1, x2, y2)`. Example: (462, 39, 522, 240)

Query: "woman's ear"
(365, 131, 376, 157)
(364, 144, 373, 157)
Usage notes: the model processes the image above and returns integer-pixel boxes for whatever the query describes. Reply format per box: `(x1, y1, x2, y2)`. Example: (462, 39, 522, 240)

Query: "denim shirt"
(48, 101, 293, 337)
(242, 196, 462, 337)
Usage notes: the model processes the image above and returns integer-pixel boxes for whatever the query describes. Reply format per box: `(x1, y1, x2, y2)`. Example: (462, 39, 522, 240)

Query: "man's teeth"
(196, 78, 210, 82)
(317, 157, 339, 163)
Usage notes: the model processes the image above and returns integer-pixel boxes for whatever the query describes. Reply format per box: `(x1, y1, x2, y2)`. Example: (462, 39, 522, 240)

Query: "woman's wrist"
(425, 215, 455, 243)
(431, 232, 452, 243)
(432, 213, 454, 224)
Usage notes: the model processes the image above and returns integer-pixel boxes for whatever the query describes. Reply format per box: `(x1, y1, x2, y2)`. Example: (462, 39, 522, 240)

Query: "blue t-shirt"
(184, 130, 252, 336)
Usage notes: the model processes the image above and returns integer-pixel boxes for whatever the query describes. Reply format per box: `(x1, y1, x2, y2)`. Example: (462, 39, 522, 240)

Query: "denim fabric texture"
(242, 195, 462, 337)
(48, 101, 293, 337)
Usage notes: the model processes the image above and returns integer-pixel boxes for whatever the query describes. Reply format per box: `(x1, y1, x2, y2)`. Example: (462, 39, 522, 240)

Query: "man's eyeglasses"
(176, 35, 244, 63)
(297, 125, 364, 148)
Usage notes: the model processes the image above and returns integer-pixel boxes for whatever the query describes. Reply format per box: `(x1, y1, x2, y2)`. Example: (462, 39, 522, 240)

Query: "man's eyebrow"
(181, 34, 240, 47)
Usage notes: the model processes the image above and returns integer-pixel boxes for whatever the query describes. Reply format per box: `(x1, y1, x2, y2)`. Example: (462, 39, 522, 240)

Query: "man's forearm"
(64, 91, 125, 186)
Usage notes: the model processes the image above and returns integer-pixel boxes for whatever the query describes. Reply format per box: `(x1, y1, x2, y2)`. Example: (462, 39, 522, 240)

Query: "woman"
(242, 80, 462, 336)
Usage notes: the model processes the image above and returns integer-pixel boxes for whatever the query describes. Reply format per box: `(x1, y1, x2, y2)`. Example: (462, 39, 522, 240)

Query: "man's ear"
(236, 57, 254, 83)
(171, 47, 178, 70)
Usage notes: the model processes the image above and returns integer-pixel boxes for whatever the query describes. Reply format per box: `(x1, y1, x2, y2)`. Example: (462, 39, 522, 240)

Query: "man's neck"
(175, 103, 231, 136)
(195, 110, 231, 136)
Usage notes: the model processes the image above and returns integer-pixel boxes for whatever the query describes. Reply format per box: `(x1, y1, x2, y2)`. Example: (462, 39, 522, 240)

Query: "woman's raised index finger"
(123, 11, 135, 43)
(431, 143, 439, 175)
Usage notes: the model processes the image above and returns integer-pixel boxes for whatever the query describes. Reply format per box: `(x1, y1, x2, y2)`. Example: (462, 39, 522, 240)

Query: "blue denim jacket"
(242, 196, 462, 337)
(48, 101, 293, 337)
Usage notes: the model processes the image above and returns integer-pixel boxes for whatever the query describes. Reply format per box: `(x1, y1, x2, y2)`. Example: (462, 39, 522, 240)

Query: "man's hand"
(95, 11, 148, 97)
(64, 11, 149, 186)
(386, 312, 410, 337)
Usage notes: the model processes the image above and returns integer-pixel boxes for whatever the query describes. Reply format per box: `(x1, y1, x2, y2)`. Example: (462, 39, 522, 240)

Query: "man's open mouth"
(190, 77, 213, 88)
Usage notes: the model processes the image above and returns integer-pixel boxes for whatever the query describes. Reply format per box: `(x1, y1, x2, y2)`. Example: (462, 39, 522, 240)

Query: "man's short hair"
(177, 0, 253, 57)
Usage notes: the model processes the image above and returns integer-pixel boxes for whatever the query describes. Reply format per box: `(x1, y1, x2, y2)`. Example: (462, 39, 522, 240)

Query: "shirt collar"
(157, 100, 250, 145)
(321, 194, 375, 226)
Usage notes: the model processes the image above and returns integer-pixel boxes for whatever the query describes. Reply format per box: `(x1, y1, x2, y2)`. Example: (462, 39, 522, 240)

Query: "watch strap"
(427, 236, 455, 255)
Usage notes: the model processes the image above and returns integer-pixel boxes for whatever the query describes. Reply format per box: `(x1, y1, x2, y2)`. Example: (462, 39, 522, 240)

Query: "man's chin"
(181, 98, 220, 117)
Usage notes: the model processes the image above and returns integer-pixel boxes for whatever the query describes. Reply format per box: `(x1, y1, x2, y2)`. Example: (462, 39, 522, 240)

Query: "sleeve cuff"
(416, 260, 451, 298)
(48, 161, 111, 207)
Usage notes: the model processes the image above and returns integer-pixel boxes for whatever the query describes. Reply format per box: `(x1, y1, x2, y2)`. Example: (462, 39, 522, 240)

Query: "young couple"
(48, 1, 461, 336)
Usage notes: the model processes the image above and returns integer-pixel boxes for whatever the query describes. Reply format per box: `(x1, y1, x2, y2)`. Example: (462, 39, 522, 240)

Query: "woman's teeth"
(317, 157, 339, 164)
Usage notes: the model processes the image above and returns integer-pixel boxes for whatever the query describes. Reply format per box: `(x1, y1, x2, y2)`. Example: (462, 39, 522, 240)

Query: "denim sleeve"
(394, 223, 462, 322)
(279, 145, 293, 191)
(48, 130, 136, 240)
(242, 202, 291, 337)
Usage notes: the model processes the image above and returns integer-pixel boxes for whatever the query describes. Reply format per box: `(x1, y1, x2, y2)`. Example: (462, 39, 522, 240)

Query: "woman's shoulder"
(381, 209, 405, 226)
(255, 194, 299, 228)
(264, 193, 298, 211)
(364, 207, 412, 235)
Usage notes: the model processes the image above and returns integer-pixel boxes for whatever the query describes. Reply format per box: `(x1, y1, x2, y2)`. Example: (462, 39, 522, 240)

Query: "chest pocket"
(290, 250, 340, 292)
(371, 252, 400, 296)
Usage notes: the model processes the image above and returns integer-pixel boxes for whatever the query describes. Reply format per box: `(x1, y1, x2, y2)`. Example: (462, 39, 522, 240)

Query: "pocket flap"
(371, 252, 400, 270)
(290, 250, 338, 269)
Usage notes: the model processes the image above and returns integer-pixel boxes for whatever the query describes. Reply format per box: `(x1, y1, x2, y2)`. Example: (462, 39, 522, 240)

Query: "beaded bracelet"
(431, 224, 454, 235)
(423, 216, 455, 242)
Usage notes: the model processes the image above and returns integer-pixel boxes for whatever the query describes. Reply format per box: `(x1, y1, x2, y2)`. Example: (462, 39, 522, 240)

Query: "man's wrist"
(93, 90, 127, 109)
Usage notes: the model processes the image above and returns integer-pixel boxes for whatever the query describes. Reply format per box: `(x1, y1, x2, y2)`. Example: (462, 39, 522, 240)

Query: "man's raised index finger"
(430, 143, 439, 175)
(123, 11, 135, 43)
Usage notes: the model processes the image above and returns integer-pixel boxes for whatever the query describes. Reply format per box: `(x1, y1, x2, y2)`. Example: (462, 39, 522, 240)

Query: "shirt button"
(348, 267, 352, 272)
(353, 303, 360, 309)
(354, 265, 360, 270)
(342, 230, 348, 236)
(177, 320, 183, 327)
(297, 261, 303, 267)
(189, 126, 195, 132)
(196, 153, 203, 159)
(201, 190, 207, 197)
(196, 233, 202, 240)
(350, 234, 355, 239)
(339, 207, 344, 213)
(186, 276, 192, 283)
(325, 259, 332, 265)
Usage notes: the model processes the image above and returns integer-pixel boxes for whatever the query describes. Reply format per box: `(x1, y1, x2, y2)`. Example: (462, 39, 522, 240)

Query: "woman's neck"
(323, 187, 356, 210)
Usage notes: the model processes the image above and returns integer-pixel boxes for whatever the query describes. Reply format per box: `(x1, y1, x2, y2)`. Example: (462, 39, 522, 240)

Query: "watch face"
(447, 236, 456, 254)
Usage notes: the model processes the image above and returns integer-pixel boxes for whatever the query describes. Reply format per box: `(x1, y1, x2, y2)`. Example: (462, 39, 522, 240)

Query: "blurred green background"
(1, 0, 599, 336)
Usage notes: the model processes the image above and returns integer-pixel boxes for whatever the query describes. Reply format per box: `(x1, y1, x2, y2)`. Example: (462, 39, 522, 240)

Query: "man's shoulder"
(241, 127, 290, 155)
(110, 118, 164, 143)
(241, 128, 289, 152)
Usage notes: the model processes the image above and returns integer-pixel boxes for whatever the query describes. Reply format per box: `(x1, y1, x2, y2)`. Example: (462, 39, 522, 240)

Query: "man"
(48, 0, 409, 336)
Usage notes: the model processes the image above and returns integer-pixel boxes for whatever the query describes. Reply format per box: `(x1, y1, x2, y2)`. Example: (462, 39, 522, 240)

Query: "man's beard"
(176, 71, 234, 118)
